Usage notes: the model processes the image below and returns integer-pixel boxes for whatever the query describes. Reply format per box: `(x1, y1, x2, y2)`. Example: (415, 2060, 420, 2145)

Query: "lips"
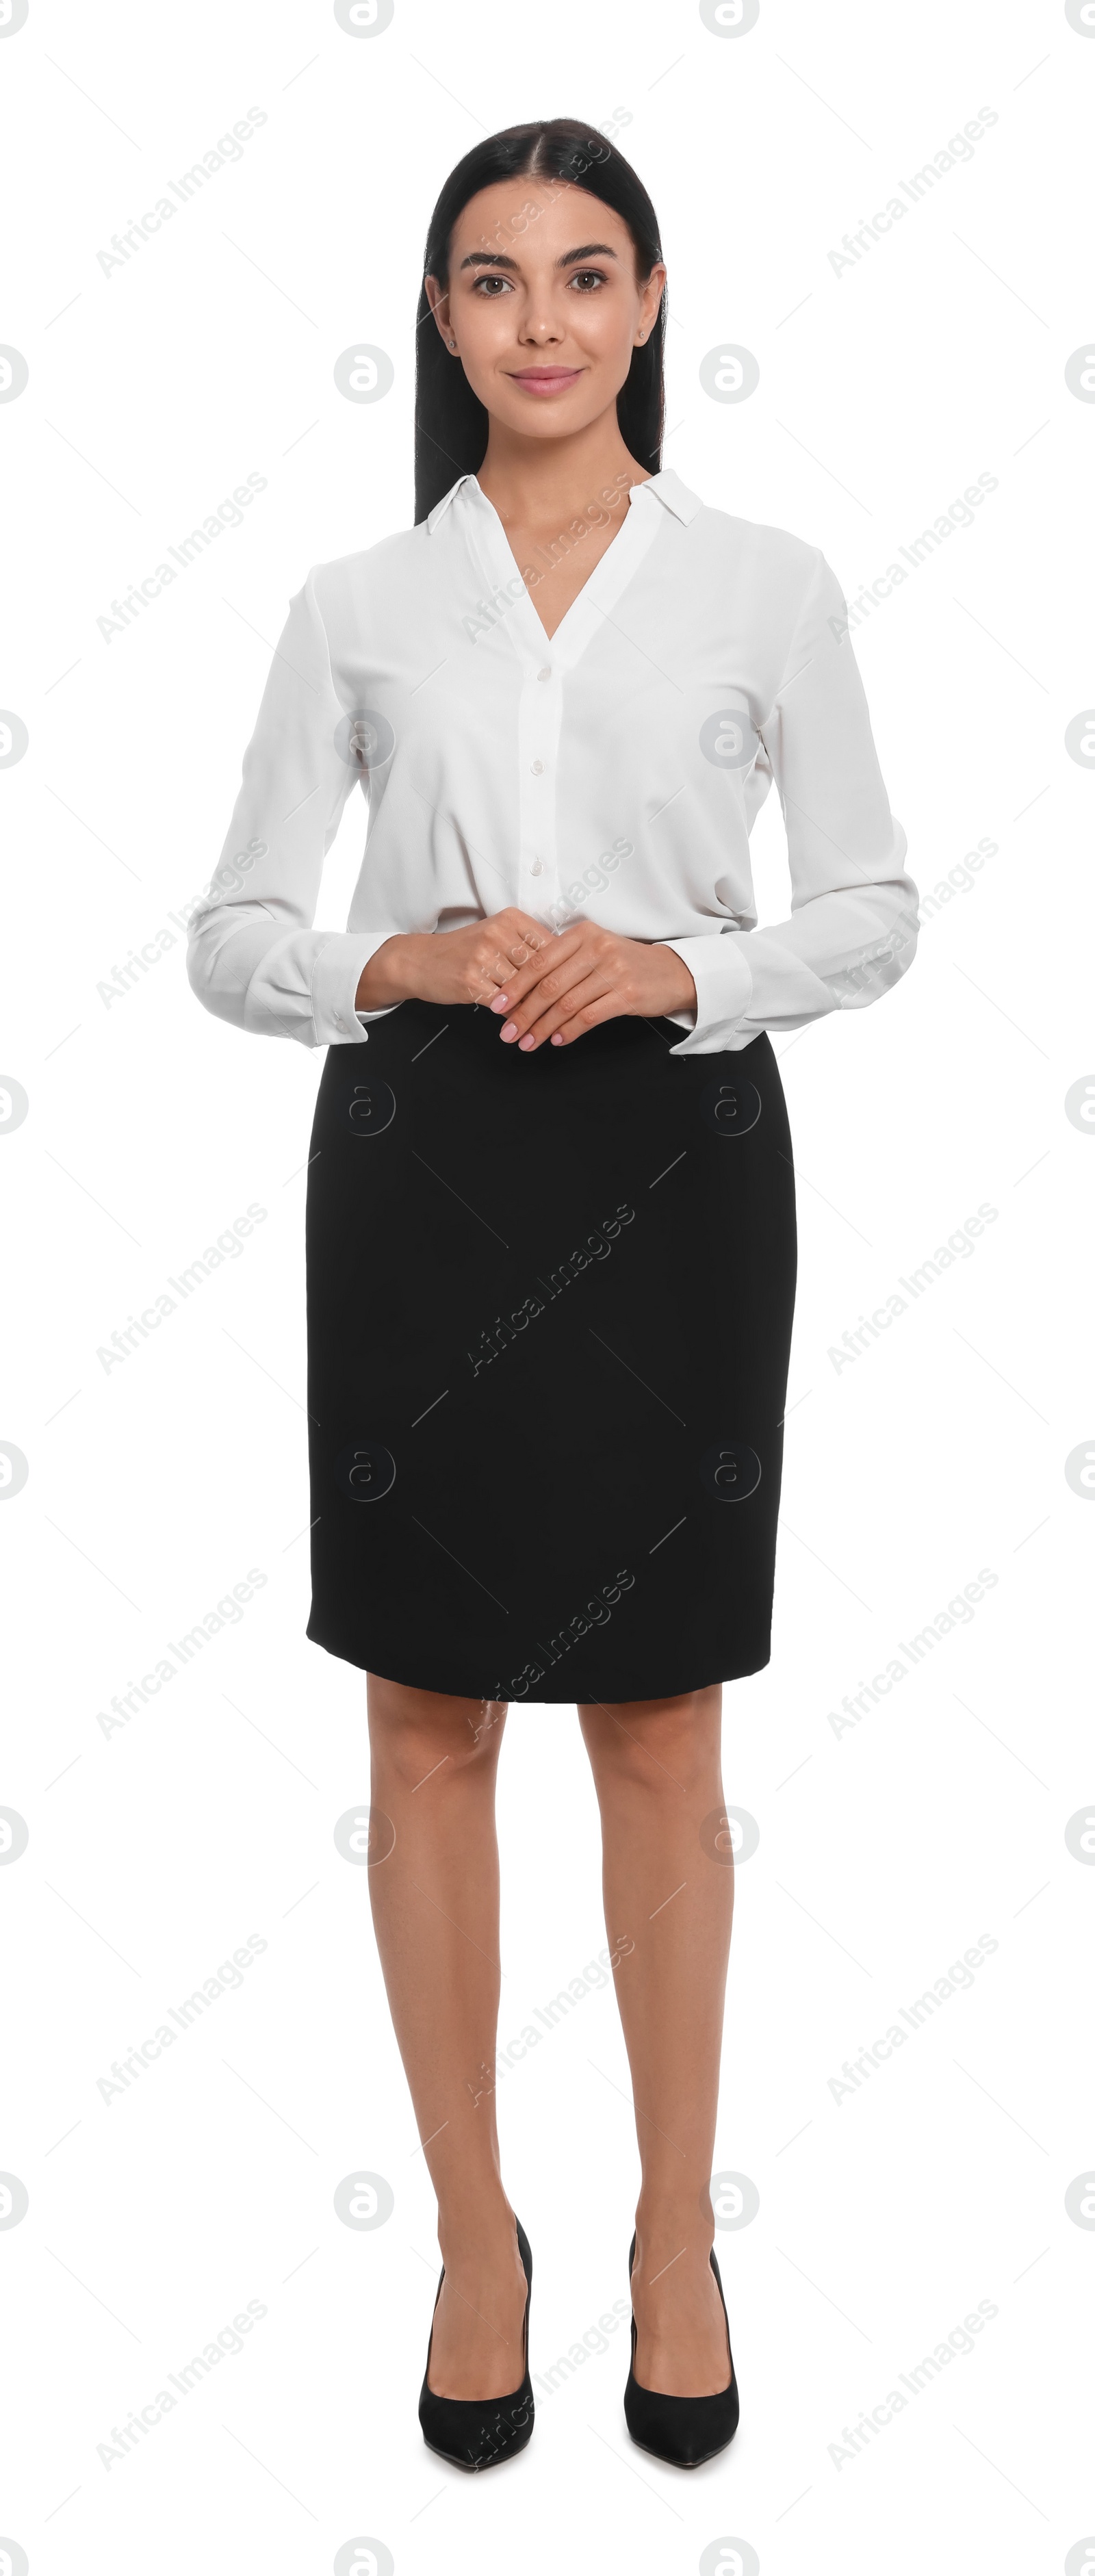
(508, 368, 583, 392)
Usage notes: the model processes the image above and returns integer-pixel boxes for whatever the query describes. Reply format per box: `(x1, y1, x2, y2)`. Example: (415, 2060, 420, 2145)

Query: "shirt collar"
(426, 464, 701, 532)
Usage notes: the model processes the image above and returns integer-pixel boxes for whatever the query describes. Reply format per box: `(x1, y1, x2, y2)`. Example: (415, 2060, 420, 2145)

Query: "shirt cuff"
(658, 933, 753, 1053)
(309, 932, 403, 1045)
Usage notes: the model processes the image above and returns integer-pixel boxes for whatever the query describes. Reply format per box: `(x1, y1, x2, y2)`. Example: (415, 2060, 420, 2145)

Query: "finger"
(489, 907, 561, 971)
(489, 925, 586, 1020)
(467, 912, 557, 1006)
(491, 906, 555, 947)
(493, 933, 602, 1035)
(549, 986, 629, 1044)
(513, 968, 622, 1050)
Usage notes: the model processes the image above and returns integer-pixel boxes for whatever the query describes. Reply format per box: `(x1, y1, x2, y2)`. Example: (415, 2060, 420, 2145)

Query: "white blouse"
(187, 466, 917, 1055)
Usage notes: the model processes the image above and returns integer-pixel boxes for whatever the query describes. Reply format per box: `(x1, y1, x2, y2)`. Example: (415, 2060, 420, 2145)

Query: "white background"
(1, 1, 1092, 2570)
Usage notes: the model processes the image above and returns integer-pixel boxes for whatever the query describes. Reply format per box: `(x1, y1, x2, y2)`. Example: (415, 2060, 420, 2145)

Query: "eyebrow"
(457, 242, 619, 273)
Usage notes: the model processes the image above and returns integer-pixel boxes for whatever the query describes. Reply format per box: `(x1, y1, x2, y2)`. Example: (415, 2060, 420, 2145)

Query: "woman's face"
(426, 177, 665, 446)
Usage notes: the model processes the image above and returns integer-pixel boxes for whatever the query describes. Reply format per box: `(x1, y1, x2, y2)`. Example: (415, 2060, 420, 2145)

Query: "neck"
(475, 415, 651, 532)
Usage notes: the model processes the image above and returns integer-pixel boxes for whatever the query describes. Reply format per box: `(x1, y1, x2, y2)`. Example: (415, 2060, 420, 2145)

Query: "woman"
(188, 119, 916, 2474)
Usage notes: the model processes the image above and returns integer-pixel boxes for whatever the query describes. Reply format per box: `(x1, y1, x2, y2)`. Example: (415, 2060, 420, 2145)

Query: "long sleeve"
(661, 548, 918, 1053)
(186, 570, 400, 1046)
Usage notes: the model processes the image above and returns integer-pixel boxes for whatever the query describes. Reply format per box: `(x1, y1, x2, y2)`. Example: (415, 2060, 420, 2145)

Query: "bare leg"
(365, 1675, 528, 2399)
(578, 1686, 733, 2396)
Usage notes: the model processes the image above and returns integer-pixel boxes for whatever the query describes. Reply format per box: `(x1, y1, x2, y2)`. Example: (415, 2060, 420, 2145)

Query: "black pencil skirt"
(305, 1000, 797, 1704)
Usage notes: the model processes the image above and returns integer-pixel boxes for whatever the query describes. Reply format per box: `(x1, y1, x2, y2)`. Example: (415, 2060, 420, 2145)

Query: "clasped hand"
(471, 907, 696, 1050)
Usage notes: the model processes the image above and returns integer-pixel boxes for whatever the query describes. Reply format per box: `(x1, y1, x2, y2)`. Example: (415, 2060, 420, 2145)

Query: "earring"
(448, 337, 456, 350)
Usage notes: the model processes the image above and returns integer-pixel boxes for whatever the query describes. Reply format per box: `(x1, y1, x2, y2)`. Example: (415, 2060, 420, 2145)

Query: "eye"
(569, 268, 608, 291)
(471, 272, 513, 296)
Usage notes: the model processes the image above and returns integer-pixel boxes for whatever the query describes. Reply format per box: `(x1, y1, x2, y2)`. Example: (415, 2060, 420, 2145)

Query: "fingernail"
(519, 1033, 536, 1050)
(500, 1021, 517, 1040)
(491, 994, 508, 1011)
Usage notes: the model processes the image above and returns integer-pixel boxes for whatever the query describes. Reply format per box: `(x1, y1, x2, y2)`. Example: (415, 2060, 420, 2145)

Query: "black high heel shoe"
(418, 2217, 534, 2473)
(623, 2232, 739, 2469)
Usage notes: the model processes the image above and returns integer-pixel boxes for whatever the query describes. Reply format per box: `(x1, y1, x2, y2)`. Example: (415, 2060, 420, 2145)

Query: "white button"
(537, 667, 551, 682)
(529, 858, 543, 876)
(531, 758, 544, 775)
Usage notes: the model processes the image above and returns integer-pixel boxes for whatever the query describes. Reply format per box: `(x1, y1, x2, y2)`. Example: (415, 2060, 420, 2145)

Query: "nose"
(519, 315, 564, 346)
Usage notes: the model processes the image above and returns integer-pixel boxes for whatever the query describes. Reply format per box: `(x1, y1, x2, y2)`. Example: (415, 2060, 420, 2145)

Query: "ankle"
(633, 2195, 714, 2267)
(436, 2191, 518, 2266)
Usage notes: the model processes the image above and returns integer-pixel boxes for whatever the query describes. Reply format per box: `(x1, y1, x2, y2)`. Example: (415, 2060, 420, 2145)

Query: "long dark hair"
(414, 120, 665, 524)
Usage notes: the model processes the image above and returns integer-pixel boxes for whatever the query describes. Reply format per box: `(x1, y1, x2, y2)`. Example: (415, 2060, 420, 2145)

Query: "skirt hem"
(305, 1623, 771, 1701)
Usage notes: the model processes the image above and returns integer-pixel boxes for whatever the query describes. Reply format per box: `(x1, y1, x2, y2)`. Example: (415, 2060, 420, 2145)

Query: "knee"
(368, 1679, 508, 1791)
(582, 1689, 722, 1799)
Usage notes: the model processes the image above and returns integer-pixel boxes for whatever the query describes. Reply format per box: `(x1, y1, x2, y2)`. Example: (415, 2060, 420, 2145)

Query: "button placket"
(516, 648, 564, 916)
